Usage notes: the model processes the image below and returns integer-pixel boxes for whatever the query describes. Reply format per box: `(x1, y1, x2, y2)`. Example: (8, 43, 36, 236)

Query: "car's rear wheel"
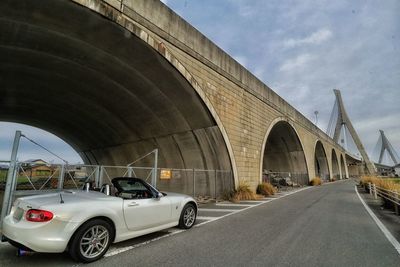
(179, 203, 196, 229)
(69, 219, 113, 263)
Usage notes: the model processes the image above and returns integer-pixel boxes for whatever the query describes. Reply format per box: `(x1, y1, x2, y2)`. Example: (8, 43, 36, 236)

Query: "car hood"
(14, 190, 116, 210)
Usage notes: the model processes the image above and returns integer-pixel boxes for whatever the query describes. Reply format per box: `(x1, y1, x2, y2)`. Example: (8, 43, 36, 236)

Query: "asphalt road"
(0, 179, 399, 266)
(93, 180, 399, 267)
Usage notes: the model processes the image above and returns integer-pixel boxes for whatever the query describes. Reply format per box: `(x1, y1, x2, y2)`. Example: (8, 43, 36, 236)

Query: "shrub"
(360, 175, 400, 193)
(257, 182, 277, 196)
(225, 181, 259, 202)
(310, 177, 322, 186)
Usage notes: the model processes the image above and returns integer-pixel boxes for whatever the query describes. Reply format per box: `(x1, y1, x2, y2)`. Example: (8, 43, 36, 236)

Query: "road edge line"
(354, 185, 400, 255)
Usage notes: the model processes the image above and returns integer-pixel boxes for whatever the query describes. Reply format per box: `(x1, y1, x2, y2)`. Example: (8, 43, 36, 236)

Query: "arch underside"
(262, 121, 308, 184)
(340, 155, 346, 179)
(346, 155, 360, 177)
(0, 0, 232, 193)
(331, 150, 340, 180)
(315, 142, 330, 181)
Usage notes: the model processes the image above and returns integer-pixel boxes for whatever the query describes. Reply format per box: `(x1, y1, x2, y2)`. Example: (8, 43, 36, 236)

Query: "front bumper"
(2, 215, 80, 253)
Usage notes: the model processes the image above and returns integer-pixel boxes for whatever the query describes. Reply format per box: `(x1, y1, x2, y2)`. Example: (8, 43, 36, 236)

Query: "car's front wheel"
(69, 219, 113, 263)
(179, 203, 197, 229)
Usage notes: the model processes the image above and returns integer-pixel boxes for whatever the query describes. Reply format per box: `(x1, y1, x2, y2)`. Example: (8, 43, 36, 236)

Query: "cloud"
(2, 0, 399, 164)
(283, 29, 333, 48)
(0, 122, 82, 164)
(279, 53, 314, 72)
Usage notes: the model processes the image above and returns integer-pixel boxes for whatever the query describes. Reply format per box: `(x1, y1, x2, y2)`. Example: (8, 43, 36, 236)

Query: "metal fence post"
(192, 169, 196, 197)
(57, 164, 65, 189)
(152, 149, 158, 187)
(95, 166, 100, 188)
(373, 184, 377, 200)
(394, 199, 400, 216)
(1, 131, 21, 227)
(214, 170, 217, 202)
(368, 183, 372, 195)
(99, 166, 104, 186)
(10, 165, 18, 193)
(127, 167, 133, 177)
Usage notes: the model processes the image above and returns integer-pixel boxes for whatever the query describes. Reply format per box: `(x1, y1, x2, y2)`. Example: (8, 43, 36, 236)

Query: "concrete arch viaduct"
(0, 0, 358, 191)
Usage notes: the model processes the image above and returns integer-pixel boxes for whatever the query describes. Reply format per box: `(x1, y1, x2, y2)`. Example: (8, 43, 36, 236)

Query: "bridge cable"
(326, 99, 338, 137)
(21, 134, 69, 165)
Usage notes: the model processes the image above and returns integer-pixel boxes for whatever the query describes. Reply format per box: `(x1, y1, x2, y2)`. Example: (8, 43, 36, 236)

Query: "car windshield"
(117, 180, 148, 191)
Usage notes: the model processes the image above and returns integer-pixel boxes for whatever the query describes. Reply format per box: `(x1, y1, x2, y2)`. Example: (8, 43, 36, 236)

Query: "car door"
(123, 196, 172, 231)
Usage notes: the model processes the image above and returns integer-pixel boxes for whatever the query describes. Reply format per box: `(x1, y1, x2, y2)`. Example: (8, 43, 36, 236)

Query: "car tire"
(178, 203, 196, 229)
(69, 219, 114, 263)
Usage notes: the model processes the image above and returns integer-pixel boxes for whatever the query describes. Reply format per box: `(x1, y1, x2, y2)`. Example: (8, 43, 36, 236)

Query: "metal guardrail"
(368, 182, 400, 215)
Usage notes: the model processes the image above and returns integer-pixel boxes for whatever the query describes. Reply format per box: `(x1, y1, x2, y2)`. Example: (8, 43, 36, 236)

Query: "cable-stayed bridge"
(327, 89, 399, 176)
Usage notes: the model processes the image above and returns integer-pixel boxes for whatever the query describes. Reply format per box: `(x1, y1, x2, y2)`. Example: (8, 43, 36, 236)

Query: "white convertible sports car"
(2, 177, 197, 262)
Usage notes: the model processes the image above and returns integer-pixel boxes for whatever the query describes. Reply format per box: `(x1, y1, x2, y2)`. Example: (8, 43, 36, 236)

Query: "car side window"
(116, 179, 153, 199)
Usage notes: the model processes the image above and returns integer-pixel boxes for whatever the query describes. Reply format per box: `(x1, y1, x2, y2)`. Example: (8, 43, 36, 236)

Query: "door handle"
(128, 202, 139, 207)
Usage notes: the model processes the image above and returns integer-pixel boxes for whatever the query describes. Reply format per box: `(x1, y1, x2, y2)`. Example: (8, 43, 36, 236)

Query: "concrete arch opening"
(340, 154, 346, 179)
(331, 150, 340, 180)
(314, 141, 330, 181)
(261, 121, 309, 184)
(0, 0, 233, 194)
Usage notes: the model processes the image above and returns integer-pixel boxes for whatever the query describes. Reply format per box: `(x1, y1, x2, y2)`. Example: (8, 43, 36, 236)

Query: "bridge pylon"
(376, 130, 399, 165)
(327, 89, 376, 174)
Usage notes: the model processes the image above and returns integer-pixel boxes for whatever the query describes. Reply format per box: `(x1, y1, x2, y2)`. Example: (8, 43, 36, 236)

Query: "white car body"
(2, 179, 197, 255)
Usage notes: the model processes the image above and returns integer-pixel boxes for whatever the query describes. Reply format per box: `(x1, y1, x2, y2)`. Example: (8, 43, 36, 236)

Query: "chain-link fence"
(0, 161, 233, 217)
(262, 171, 309, 189)
(156, 169, 233, 199)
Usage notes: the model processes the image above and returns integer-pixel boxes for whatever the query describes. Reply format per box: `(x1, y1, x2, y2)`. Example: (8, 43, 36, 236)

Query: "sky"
(0, 0, 399, 165)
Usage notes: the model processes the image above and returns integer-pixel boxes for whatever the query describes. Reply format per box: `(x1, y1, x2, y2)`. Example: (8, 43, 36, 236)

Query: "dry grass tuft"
(360, 175, 400, 193)
(310, 177, 322, 186)
(226, 181, 260, 202)
(257, 182, 277, 196)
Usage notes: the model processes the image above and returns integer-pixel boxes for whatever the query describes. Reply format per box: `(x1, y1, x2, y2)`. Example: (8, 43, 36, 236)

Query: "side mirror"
(155, 192, 163, 199)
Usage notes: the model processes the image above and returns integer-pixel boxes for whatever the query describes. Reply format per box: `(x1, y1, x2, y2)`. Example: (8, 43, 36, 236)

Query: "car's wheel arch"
(186, 201, 198, 213)
(67, 216, 117, 251)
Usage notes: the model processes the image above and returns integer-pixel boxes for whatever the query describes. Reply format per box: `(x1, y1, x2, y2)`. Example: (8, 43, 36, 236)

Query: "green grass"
(387, 178, 400, 184)
(0, 170, 39, 184)
(0, 170, 8, 182)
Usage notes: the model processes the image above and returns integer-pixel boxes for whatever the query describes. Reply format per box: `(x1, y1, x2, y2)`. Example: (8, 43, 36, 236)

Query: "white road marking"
(238, 201, 267, 204)
(354, 186, 400, 255)
(105, 229, 185, 257)
(199, 208, 239, 212)
(216, 203, 252, 207)
(104, 186, 311, 258)
(197, 216, 218, 221)
(195, 186, 312, 227)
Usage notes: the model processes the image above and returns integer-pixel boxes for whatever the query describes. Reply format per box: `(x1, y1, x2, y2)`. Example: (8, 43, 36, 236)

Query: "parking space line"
(197, 216, 218, 221)
(216, 203, 253, 207)
(105, 229, 185, 257)
(239, 201, 268, 204)
(199, 208, 239, 212)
